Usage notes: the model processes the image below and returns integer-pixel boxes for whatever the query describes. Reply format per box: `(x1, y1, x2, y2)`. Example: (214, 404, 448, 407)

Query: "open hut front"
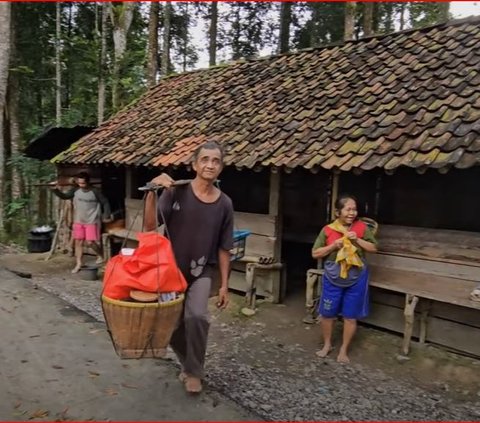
(54, 17, 480, 357)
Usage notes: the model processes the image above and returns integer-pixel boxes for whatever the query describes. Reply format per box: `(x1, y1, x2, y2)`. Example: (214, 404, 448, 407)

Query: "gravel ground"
(3, 253, 480, 422)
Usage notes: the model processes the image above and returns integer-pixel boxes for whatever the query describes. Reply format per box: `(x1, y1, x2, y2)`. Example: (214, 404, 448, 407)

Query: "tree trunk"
(363, 2, 373, 37)
(231, 4, 241, 60)
(208, 1, 218, 66)
(438, 2, 450, 22)
(55, 2, 62, 126)
(181, 3, 188, 72)
(344, 2, 356, 41)
(98, 2, 109, 124)
(399, 3, 406, 31)
(0, 3, 11, 231)
(278, 1, 291, 53)
(110, 2, 134, 112)
(147, 1, 159, 86)
(161, 1, 172, 76)
(8, 17, 21, 202)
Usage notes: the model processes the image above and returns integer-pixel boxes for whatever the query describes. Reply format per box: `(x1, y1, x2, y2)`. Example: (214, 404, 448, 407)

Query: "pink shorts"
(73, 223, 100, 242)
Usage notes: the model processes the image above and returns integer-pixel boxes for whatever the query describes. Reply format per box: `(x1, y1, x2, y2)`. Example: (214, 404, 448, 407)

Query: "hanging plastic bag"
(103, 232, 187, 300)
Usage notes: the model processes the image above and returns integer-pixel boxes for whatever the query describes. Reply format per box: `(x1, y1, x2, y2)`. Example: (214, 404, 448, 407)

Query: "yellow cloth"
(328, 219, 364, 279)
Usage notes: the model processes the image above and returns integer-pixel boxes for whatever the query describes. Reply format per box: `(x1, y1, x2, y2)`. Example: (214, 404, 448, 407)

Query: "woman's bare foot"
(337, 348, 350, 363)
(315, 344, 333, 358)
(71, 264, 81, 274)
(184, 376, 202, 394)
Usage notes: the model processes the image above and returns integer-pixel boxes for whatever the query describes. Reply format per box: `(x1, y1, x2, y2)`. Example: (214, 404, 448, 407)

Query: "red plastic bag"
(103, 232, 187, 300)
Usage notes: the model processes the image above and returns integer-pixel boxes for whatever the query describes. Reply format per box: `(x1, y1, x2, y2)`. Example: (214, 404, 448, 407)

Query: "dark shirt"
(157, 183, 234, 283)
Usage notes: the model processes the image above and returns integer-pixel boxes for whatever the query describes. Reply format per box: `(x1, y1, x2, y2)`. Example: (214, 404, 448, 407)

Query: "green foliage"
(2, 1, 454, 244)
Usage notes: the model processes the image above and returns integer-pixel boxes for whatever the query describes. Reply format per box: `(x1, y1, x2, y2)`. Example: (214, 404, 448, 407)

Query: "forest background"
(0, 1, 477, 244)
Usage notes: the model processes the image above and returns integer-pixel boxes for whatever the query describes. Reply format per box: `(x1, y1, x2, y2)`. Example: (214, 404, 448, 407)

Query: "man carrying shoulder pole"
(144, 141, 234, 394)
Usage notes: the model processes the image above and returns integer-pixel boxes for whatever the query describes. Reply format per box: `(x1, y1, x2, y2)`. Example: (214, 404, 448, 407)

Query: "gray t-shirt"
(53, 187, 111, 225)
(157, 184, 234, 283)
(73, 189, 102, 224)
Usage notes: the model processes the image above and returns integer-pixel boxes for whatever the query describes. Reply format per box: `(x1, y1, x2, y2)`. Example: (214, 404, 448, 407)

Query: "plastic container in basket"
(231, 230, 251, 261)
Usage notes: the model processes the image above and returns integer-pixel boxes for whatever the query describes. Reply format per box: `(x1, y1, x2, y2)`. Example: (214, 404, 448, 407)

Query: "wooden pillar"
(125, 167, 133, 199)
(374, 173, 382, 219)
(269, 168, 284, 302)
(329, 171, 340, 221)
(269, 168, 282, 262)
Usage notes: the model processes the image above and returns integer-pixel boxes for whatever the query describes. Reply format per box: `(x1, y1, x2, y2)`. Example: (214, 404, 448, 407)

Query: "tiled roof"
(54, 16, 480, 172)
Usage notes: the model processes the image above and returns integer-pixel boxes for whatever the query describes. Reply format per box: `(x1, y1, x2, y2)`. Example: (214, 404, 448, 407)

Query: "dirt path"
(1, 251, 479, 421)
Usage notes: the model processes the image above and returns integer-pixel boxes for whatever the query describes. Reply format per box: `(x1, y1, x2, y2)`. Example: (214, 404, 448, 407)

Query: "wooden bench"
(368, 260, 480, 355)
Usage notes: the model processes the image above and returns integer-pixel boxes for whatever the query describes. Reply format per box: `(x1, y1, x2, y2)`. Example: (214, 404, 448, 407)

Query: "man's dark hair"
(192, 141, 224, 163)
(76, 172, 90, 183)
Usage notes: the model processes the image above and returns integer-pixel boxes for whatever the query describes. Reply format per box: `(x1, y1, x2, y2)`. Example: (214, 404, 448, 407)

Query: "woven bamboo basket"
(101, 294, 184, 359)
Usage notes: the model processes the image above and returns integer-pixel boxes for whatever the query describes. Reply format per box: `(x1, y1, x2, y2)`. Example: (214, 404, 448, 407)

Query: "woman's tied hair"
(191, 141, 225, 163)
(334, 193, 358, 213)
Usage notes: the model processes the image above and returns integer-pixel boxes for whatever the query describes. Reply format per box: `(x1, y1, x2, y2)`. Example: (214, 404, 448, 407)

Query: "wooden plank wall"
(376, 224, 480, 263)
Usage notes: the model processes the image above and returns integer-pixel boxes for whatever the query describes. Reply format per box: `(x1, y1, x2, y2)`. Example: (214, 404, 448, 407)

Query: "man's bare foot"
(184, 376, 202, 394)
(315, 344, 333, 358)
(337, 348, 350, 363)
(71, 264, 81, 274)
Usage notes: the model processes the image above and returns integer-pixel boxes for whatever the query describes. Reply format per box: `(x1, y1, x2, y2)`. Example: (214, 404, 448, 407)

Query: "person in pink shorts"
(51, 172, 112, 273)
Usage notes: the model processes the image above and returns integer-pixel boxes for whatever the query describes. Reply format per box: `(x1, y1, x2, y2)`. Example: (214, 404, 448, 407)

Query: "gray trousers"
(170, 276, 211, 379)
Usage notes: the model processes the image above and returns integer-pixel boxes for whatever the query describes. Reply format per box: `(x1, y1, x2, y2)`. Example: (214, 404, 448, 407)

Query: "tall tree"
(147, 1, 159, 86)
(410, 2, 451, 28)
(278, 1, 291, 53)
(7, 22, 22, 202)
(399, 3, 407, 31)
(208, 1, 218, 66)
(344, 2, 356, 41)
(98, 2, 109, 124)
(228, 2, 273, 60)
(161, 1, 172, 76)
(292, 3, 344, 49)
(438, 2, 450, 22)
(363, 2, 374, 36)
(55, 2, 62, 126)
(110, 2, 135, 112)
(0, 3, 11, 230)
(172, 2, 198, 72)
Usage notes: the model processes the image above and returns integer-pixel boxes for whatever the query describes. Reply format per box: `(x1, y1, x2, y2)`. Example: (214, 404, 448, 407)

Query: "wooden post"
(125, 167, 133, 199)
(330, 171, 340, 221)
(269, 168, 282, 262)
(374, 173, 382, 219)
(402, 294, 419, 355)
(45, 207, 65, 261)
(269, 168, 284, 302)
